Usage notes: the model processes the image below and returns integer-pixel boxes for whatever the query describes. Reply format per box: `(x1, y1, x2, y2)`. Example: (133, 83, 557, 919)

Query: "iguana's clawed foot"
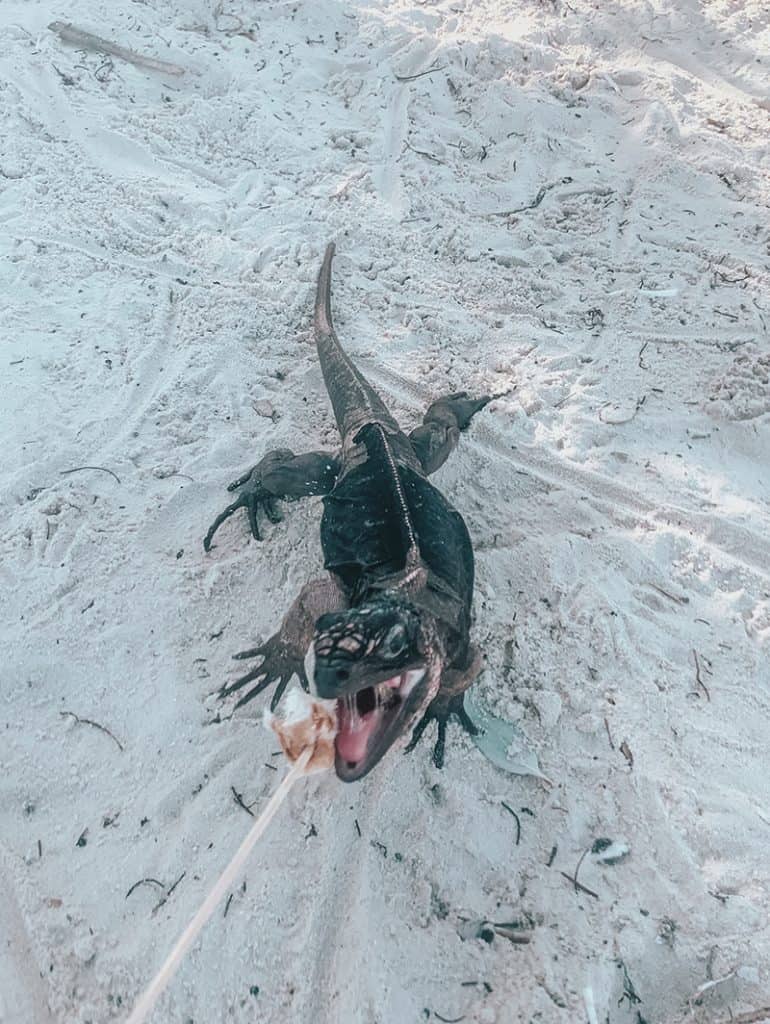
(220, 633, 309, 711)
(444, 391, 493, 430)
(405, 692, 479, 769)
(203, 450, 293, 551)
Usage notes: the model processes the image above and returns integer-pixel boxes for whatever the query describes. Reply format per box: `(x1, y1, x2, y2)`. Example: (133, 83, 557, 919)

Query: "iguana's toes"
(246, 498, 262, 541)
(406, 693, 478, 767)
(219, 664, 267, 699)
(233, 674, 276, 709)
(227, 468, 255, 492)
(269, 676, 291, 712)
(263, 497, 283, 524)
(404, 713, 432, 754)
(203, 496, 246, 552)
(232, 646, 265, 661)
(455, 703, 480, 737)
(432, 720, 448, 769)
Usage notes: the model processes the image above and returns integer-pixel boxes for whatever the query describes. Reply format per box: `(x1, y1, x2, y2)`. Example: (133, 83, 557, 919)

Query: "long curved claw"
(220, 663, 268, 699)
(405, 713, 432, 754)
(246, 497, 261, 540)
(221, 633, 306, 711)
(204, 488, 275, 550)
(233, 675, 276, 709)
(205, 477, 283, 550)
(455, 703, 479, 737)
(405, 693, 479, 768)
(203, 497, 246, 552)
(232, 647, 264, 661)
(433, 719, 448, 769)
(269, 676, 292, 712)
(263, 497, 282, 524)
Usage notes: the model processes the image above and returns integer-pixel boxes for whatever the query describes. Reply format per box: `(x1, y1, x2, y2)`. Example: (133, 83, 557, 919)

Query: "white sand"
(1, 2, 769, 1022)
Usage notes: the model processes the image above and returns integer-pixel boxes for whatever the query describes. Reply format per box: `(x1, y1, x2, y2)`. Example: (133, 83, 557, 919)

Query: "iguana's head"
(306, 593, 442, 781)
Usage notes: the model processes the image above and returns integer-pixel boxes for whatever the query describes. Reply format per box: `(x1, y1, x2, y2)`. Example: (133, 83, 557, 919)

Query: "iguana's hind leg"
(405, 647, 483, 768)
(204, 450, 341, 550)
(409, 392, 491, 476)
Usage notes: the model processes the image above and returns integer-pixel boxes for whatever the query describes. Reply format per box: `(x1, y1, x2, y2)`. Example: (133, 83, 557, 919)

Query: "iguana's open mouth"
(335, 668, 427, 782)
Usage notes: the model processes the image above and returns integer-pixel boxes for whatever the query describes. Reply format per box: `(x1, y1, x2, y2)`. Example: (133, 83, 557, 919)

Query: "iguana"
(204, 244, 490, 782)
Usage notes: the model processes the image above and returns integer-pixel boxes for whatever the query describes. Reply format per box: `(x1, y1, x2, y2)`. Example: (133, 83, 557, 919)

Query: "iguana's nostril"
(335, 667, 350, 682)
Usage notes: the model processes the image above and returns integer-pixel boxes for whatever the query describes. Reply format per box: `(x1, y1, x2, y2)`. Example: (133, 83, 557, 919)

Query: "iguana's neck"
(357, 565, 467, 641)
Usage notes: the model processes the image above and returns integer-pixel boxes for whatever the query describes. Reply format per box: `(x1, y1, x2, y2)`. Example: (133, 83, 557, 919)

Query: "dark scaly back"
(315, 244, 473, 653)
(314, 243, 401, 444)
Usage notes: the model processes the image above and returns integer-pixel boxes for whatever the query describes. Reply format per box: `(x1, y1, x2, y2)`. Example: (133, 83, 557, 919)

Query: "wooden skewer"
(125, 747, 313, 1024)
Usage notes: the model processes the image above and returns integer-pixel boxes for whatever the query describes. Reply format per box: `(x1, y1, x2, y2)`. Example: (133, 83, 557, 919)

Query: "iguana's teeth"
(400, 668, 426, 696)
(304, 644, 317, 695)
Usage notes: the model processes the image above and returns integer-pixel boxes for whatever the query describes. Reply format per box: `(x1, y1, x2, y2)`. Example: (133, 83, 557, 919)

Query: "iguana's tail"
(313, 243, 399, 439)
(314, 241, 337, 338)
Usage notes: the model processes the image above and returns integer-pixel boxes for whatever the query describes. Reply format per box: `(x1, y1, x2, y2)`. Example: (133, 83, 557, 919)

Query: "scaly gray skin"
(205, 243, 490, 781)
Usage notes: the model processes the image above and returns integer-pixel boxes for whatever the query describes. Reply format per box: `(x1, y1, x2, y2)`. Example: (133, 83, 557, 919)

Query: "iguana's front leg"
(405, 647, 484, 768)
(220, 577, 346, 711)
(204, 450, 341, 551)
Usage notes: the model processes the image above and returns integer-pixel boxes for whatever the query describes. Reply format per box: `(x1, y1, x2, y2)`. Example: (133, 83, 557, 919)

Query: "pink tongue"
(336, 726, 369, 764)
(336, 704, 380, 764)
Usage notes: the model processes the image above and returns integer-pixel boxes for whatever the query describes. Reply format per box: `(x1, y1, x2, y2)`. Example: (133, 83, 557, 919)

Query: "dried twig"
(547, 845, 558, 867)
(231, 786, 254, 817)
(60, 711, 124, 752)
(713, 267, 751, 285)
(616, 958, 642, 1007)
(598, 395, 646, 425)
(540, 318, 564, 334)
(638, 341, 649, 369)
(560, 870, 599, 900)
(52, 63, 75, 85)
(692, 649, 711, 701)
(49, 21, 185, 76)
(603, 716, 615, 750)
(152, 872, 186, 915)
(486, 177, 572, 217)
(60, 465, 121, 484)
(223, 893, 233, 918)
(714, 308, 739, 321)
(404, 140, 442, 164)
(126, 878, 164, 900)
(394, 63, 445, 82)
(501, 802, 521, 845)
(571, 848, 589, 893)
(492, 185, 548, 217)
(647, 582, 689, 605)
(166, 873, 186, 899)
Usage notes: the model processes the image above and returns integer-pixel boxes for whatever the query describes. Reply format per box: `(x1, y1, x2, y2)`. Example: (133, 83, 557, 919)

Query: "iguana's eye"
(382, 624, 407, 659)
